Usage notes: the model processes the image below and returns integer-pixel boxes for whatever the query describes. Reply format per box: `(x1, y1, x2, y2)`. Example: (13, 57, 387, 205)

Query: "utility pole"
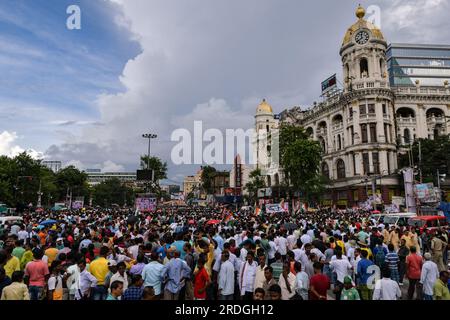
(418, 140, 423, 183)
(142, 133, 158, 170)
(142, 133, 158, 194)
(37, 180, 42, 208)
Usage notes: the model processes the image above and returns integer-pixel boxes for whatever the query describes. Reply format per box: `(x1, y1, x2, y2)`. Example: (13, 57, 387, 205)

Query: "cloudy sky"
(1, 0, 449, 185)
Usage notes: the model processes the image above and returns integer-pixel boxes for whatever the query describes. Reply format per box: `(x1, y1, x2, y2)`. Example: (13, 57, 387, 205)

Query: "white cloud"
(101, 160, 125, 172)
(0, 131, 43, 159)
(381, 0, 450, 43)
(36, 0, 450, 179)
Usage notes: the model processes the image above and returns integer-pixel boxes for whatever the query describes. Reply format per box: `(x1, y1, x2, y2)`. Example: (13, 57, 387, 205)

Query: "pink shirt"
(25, 260, 49, 287)
(406, 254, 423, 280)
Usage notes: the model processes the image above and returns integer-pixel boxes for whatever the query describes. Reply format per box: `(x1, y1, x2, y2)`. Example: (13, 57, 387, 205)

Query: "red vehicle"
(408, 216, 448, 234)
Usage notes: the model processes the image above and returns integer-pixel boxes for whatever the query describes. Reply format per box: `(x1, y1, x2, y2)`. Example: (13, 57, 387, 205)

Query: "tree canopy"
(0, 153, 89, 210)
(279, 124, 324, 201)
(398, 135, 450, 183)
(140, 155, 168, 182)
(245, 168, 266, 205)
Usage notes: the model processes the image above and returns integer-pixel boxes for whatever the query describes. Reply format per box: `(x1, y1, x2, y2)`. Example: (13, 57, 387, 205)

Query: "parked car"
(408, 216, 448, 234)
(0, 216, 23, 226)
(382, 212, 417, 227)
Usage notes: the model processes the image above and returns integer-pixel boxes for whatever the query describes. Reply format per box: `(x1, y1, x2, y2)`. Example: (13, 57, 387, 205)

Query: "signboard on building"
(266, 203, 285, 214)
(414, 183, 438, 203)
(72, 198, 84, 209)
(321, 74, 337, 94)
(135, 197, 157, 212)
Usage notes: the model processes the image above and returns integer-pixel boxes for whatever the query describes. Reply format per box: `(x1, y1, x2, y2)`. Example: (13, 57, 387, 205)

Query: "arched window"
(404, 128, 411, 144)
(267, 175, 271, 187)
(345, 63, 350, 81)
(336, 159, 346, 179)
(274, 173, 280, 186)
(360, 58, 369, 78)
(379, 58, 385, 75)
(322, 162, 329, 179)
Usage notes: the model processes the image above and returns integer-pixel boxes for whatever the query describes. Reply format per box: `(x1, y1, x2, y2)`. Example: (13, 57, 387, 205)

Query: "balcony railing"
(397, 117, 416, 124)
(332, 123, 344, 131)
(351, 80, 389, 91)
(359, 113, 377, 120)
(426, 116, 445, 125)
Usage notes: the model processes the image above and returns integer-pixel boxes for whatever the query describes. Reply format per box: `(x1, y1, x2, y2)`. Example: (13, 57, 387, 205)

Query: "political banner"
(135, 197, 157, 212)
(266, 203, 286, 214)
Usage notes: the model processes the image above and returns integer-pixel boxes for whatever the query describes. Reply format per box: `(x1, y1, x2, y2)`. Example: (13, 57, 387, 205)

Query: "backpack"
(375, 247, 386, 268)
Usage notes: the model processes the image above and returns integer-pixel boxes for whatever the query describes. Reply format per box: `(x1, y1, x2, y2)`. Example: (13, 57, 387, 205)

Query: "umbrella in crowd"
(39, 219, 57, 226)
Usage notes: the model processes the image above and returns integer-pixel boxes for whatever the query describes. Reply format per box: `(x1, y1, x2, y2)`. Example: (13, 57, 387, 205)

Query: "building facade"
(255, 6, 450, 207)
(229, 154, 253, 196)
(85, 169, 137, 187)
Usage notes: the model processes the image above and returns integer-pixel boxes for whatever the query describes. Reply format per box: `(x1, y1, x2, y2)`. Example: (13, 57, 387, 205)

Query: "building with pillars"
(255, 6, 450, 207)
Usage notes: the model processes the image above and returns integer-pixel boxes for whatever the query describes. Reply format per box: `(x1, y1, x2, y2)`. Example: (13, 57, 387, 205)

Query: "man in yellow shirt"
(4, 247, 20, 278)
(89, 246, 110, 300)
(401, 231, 414, 249)
(433, 271, 449, 300)
(44, 243, 59, 267)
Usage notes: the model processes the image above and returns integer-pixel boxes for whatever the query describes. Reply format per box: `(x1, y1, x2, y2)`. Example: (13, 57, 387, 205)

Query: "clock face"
(355, 30, 370, 45)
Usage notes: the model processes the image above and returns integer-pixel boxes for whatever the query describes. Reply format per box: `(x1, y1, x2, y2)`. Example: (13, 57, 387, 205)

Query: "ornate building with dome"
(254, 6, 450, 207)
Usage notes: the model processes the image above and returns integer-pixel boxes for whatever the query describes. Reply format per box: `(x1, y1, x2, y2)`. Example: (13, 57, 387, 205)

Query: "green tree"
(279, 124, 324, 201)
(245, 168, 266, 205)
(92, 178, 135, 207)
(140, 155, 168, 182)
(55, 166, 89, 202)
(200, 166, 217, 194)
(398, 135, 450, 183)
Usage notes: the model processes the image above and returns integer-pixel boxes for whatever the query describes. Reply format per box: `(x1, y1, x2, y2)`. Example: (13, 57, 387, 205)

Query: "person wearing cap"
(420, 252, 439, 300)
(341, 275, 360, 300)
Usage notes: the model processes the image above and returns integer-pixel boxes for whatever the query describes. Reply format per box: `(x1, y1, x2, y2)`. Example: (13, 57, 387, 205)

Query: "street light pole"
(142, 133, 158, 171)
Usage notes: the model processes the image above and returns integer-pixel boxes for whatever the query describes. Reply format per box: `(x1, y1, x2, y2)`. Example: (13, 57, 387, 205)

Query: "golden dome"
(342, 6, 385, 47)
(356, 5, 365, 19)
(256, 99, 273, 114)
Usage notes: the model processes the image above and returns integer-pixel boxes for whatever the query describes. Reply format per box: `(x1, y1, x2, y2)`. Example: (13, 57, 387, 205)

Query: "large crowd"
(0, 206, 449, 301)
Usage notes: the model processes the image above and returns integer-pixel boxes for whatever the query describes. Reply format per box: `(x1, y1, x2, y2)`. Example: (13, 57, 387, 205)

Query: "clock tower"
(340, 5, 389, 92)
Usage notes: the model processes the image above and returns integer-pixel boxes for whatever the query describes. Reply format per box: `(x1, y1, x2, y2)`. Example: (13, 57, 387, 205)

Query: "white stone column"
(416, 104, 427, 139)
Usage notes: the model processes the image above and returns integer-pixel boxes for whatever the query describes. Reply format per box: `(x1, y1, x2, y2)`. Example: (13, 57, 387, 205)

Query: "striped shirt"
(385, 252, 399, 270)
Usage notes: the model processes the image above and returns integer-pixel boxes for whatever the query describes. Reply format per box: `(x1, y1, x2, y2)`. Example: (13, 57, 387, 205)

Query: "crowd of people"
(0, 206, 449, 301)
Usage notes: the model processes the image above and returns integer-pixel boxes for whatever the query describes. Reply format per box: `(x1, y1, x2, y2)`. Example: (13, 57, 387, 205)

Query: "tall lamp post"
(142, 133, 158, 193)
(142, 133, 158, 171)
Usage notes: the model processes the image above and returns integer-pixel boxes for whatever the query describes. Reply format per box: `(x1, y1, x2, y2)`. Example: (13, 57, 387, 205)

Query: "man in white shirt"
(294, 261, 309, 300)
(218, 251, 235, 300)
(268, 237, 277, 264)
(66, 261, 81, 300)
(420, 253, 439, 300)
(373, 268, 402, 300)
(300, 230, 312, 246)
(239, 251, 258, 300)
(275, 234, 288, 260)
(329, 249, 353, 300)
(75, 260, 97, 300)
(18, 226, 29, 242)
(287, 232, 297, 251)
